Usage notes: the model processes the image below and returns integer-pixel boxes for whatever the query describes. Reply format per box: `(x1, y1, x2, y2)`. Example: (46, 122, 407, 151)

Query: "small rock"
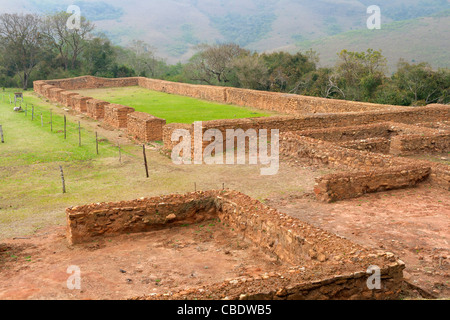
(166, 214, 176, 221)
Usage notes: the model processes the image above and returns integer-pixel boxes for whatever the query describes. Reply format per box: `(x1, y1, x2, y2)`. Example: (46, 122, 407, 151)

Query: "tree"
(393, 60, 450, 105)
(42, 12, 94, 70)
(125, 40, 160, 77)
(335, 49, 387, 101)
(261, 51, 317, 93)
(184, 43, 249, 85)
(231, 54, 269, 90)
(82, 36, 115, 77)
(0, 13, 44, 90)
(299, 68, 345, 99)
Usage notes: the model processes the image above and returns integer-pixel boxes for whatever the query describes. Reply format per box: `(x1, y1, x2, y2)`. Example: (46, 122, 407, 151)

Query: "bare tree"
(0, 13, 44, 90)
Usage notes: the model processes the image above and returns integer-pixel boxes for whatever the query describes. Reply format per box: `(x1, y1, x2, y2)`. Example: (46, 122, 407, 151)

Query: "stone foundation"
(33, 76, 449, 201)
(66, 190, 405, 300)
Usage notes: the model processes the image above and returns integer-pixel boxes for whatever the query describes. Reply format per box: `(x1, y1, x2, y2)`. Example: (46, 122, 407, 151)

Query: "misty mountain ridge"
(0, 0, 448, 69)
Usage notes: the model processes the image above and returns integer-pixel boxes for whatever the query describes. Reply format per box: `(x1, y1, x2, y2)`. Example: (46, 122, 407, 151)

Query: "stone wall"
(390, 133, 450, 156)
(138, 78, 228, 103)
(34, 76, 450, 151)
(66, 192, 219, 245)
(339, 138, 392, 154)
(280, 132, 448, 200)
(66, 190, 405, 300)
(33, 76, 449, 199)
(72, 96, 92, 113)
(60, 91, 79, 108)
(314, 165, 431, 202)
(36, 75, 406, 115)
(86, 99, 109, 120)
(162, 105, 450, 154)
(43, 75, 141, 90)
(104, 104, 135, 129)
(127, 112, 166, 142)
(429, 163, 450, 191)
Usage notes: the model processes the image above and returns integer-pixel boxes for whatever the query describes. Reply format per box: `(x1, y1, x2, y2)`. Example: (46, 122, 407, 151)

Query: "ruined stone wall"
(390, 133, 450, 156)
(36, 76, 405, 115)
(60, 91, 79, 108)
(49, 88, 64, 103)
(66, 192, 219, 245)
(86, 99, 109, 120)
(429, 163, 450, 191)
(42, 75, 141, 90)
(104, 104, 135, 129)
(138, 78, 228, 103)
(338, 138, 392, 154)
(34, 77, 449, 151)
(224, 87, 401, 114)
(162, 105, 450, 154)
(150, 262, 404, 300)
(127, 112, 167, 142)
(314, 166, 431, 202)
(280, 132, 448, 200)
(65, 190, 404, 300)
(33, 77, 449, 197)
(136, 77, 401, 114)
(280, 133, 411, 170)
(71, 96, 92, 113)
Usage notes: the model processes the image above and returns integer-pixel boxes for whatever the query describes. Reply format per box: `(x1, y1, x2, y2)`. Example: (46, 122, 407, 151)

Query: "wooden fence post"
(78, 121, 81, 147)
(143, 144, 149, 178)
(96, 132, 99, 155)
(0, 125, 4, 143)
(59, 166, 66, 194)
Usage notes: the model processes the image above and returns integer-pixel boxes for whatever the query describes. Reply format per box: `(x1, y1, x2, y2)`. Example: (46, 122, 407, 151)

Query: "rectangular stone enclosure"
(66, 190, 405, 300)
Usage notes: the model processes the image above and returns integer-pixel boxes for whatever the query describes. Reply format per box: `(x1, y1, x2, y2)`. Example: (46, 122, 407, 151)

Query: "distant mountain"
(293, 10, 450, 72)
(0, 0, 449, 67)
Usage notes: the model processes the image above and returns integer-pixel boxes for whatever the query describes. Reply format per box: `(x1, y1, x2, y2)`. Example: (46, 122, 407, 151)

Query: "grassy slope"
(294, 13, 450, 71)
(73, 86, 276, 124)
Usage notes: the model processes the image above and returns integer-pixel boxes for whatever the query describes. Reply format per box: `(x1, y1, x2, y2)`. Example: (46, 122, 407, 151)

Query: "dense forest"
(0, 12, 448, 106)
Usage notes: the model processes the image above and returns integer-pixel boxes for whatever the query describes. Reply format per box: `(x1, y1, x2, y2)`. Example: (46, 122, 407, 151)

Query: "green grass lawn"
(0, 88, 130, 238)
(74, 86, 277, 123)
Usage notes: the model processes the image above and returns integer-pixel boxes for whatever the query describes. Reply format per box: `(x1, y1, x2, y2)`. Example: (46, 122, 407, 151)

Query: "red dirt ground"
(266, 182, 449, 299)
(0, 220, 284, 300)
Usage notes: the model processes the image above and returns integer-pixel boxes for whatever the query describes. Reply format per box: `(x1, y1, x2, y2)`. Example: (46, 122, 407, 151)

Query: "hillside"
(293, 11, 450, 72)
(0, 0, 448, 66)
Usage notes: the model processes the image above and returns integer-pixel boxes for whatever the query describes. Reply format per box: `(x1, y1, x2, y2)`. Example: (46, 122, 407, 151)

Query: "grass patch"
(73, 86, 276, 124)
